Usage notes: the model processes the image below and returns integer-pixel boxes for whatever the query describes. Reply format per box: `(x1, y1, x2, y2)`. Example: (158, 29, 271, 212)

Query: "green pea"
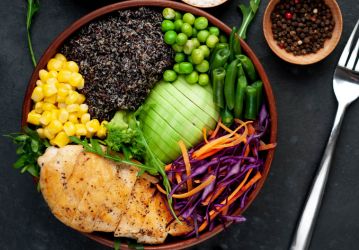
(183, 13, 195, 25)
(206, 34, 219, 48)
(174, 11, 182, 20)
(219, 34, 228, 43)
(181, 23, 193, 37)
(172, 44, 183, 52)
(209, 26, 220, 36)
(191, 48, 204, 65)
(163, 70, 177, 82)
(173, 63, 181, 73)
(197, 30, 210, 43)
(192, 28, 198, 38)
(179, 62, 193, 74)
(161, 20, 175, 32)
(176, 33, 188, 46)
(183, 40, 196, 55)
(163, 8, 176, 20)
(185, 71, 199, 84)
(198, 73, 210, 86)
(188, 55, 193, 64)
(175, 52, 185, 63)
(164, 31, 177, 45)
(195, 60, 209, 73)
(198, 45, 210, 58)
(174, 19, 184, 32)
(192, 38, 200, 48)
(194, 17, 208, 30)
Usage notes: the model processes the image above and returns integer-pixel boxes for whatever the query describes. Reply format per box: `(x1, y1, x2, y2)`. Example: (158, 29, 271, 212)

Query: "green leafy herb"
(127, 241, 144, 250)
(238, 0, 261, 39)
(26, 0, 40, 66)
(7, 127, 49, 178)
(114, 238, 121, 250)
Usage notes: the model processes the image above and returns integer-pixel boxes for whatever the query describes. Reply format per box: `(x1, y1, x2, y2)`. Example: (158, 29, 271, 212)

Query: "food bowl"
(21, 1, 277, 249)
(181, 0, 228, 8)
(263, 0, 342, 65)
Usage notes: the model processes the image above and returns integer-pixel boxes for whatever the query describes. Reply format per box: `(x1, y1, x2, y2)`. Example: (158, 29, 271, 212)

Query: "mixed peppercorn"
(271, 0, 335, 56)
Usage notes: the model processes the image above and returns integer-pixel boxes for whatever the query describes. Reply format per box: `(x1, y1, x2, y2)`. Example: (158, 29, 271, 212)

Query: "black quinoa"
(61, 7, 174, 121)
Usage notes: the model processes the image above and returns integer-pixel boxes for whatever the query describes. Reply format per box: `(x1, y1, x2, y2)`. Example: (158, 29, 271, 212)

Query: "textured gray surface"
(1, 0, 359, 249)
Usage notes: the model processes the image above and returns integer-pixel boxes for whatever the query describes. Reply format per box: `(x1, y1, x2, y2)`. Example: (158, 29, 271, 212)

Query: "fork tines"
(338, 20, 359, 71)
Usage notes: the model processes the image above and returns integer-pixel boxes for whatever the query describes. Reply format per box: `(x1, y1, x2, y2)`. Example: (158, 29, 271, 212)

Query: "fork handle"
(290, 103, 347, 250)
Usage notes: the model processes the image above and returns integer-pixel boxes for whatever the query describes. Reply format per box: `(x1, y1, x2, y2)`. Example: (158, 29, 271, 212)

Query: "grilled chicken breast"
(38, 145, 192, 244)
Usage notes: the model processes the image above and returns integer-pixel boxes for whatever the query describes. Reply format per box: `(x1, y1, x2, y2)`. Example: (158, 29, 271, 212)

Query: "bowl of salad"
(16, 0, 277, 249)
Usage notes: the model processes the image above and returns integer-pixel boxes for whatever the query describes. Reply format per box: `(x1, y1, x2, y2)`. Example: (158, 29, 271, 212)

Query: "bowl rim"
(21, 1, 278, 249)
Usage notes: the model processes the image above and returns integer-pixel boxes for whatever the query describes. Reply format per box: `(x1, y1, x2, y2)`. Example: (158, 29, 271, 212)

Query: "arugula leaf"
(237, 0, 261, 40)
(114, 238, 121, 250)
(26, 0, 40, 67)
(127, 241, 144, 250)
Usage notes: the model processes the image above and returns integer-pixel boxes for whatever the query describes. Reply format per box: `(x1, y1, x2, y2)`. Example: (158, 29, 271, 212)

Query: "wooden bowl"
(21, 1, 277, 249)
(181, 0, 228, 8)
(263, 0, 343, 65)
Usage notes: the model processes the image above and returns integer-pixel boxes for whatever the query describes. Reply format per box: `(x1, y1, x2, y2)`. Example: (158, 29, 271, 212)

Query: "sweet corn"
(58, 108, 69, 123)
(27, 111, 41, 125)
(77, 78, 85, 90)
(36, 128, 46, 139)
(47, 120, 63, 134)
(96, 126, 107, 138)
(36, 80, 44, 86)
(39, 69, 49, 82)
(86, 131, 95, 138)
(50, 109, 59, 120)
(31, 86, 44, 102)
(80, 113, 91, 124)
(78, 103, 88, 114)
(58, 102, 67, 109)
(64, 61, 79, 73)
(67, 104, 80, 113)
(34, 102, 44, 113)
(43, 127, 55, 140)
(56, 94, 66, 103)
(46, 77, 58, 86)
(68, 113, 79, 123)
(44, 95, 57, 104)
(43, 83, 57, 97)
(58, 70, 72, 83)
(42, 103, 56, 111)
(57, 85, 70, 98)
(52, 132, 70, 147)
(101, 121, 109, 126)
(55, 53, 67, 62)
(69, 72, 83, 88)
(48, 70, 58, 79)
(86, 119, 100, 133)
(40, 111, 52, 126)
(63, 121, 76, 136)
(47, 58, 64, 72)
(63, 83, 73, 90)
(75, 124, 87, 137)
(76, 94, 86, 105)
(65, 91, 79, 104)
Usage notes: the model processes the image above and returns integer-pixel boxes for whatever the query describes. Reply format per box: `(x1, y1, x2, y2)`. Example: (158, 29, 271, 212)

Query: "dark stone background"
(1, 0, 358, 249)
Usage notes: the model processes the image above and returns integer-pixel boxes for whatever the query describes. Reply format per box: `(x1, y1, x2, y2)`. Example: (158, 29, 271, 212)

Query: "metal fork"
(290, 20, 359, 250)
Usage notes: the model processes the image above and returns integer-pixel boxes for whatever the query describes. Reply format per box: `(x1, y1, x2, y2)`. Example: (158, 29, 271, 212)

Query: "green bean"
(212, 67, 226, 108)
(229, 27, 237, 61)
(209, 43, 229, 65)
(210, 47, 230, 71)
(234, 64, 247, 118)
(220, 107, 233, 127)
(252, 80, 263, 113)
(224, 59, 239, 110)
(237, 54, 256, 82)
(244, 86, 258, 120)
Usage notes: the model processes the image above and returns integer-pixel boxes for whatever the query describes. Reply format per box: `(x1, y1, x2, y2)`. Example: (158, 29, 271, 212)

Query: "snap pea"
(220, 107, 234, 127)
(244, 86, 258, 120)
(210, 47, 230, 71)
(234, 64, 247, 118)
(209, 43, 228, 66)
(212, 67, 226, 108)
(252, 80, 263, 113)
(224, 59, 239, 110)
(229, 27, 242, 61)
(237, 54, 256, 82)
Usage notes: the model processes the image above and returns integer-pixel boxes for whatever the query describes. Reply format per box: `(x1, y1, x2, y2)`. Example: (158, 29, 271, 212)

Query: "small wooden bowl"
(21, 1, 277, 249)
(181, 0, 228, 8)
(263, 0, 343, 65)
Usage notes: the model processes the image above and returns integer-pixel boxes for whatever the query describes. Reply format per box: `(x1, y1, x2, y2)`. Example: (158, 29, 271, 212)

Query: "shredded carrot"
(247, 123, 256, 135)
(201, 186, 225, 205)
(212, 126, 248, 149)
(259, 143, 277, 151)
(218, 122, 241, 139)
(156, 175, 216, 199)
(203, 128, 209, 144)
(175, 173, 182, 184)
(165, 164, 172, 172)
(178, 140, 192, 191)
(210, 119, 221, 139)
(195, 148, 223, 160)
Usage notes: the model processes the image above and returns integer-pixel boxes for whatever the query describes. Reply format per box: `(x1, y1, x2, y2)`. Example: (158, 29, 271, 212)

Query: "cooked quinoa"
(61, 7, 174, 121)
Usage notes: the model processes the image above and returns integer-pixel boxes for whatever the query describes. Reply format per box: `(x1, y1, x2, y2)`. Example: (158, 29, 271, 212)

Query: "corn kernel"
(43, 127, 55, 140)
(77, 78, 85, 90)
(75, 124, 87, 137)
(43, 84, 57, 97)
(50, 109, 59, 120)
(76, 94, 86, 105)
(81, 113, 91, 124)
(48, 70, 58, 79)
(47, 58, 64, 72)
(52, 132, 70, 147)
(68, 113, 79, 123)
(46, 77, 58, 86)
(36, 80, 44, 86)
(63, 83, 73, 90)
(101, 121, 109, 126)
(31, 86, 44, 102)
(58, 108, 69, 123)
(86, 131, 94, 138)
(27, 111, 41, 125)
(58, 86, 70, 98)
(96, 126, 107, 138)
(64, 61, 79, 73)
(36, 128, 46, 139)
(55, 53, 67, 62)
(67, 103, 80, 113)
(78, 103, 88, 114)
(86, 119, 100, 133)
(69, 72, 83, 88)
(39, 69, 49, 82)
(34, 102, 44, 113)
(40, 111, 52, 126)
(44, 95, 57, 104)
(63, 121, 76, 136)
(42, 103, 56, 111)
(58, 70, 72, 83)
(56, 95, 66, 103)
(47, 120, 63, 134)
(58, 102, 67, 109)
(65, 91, 79, 104)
